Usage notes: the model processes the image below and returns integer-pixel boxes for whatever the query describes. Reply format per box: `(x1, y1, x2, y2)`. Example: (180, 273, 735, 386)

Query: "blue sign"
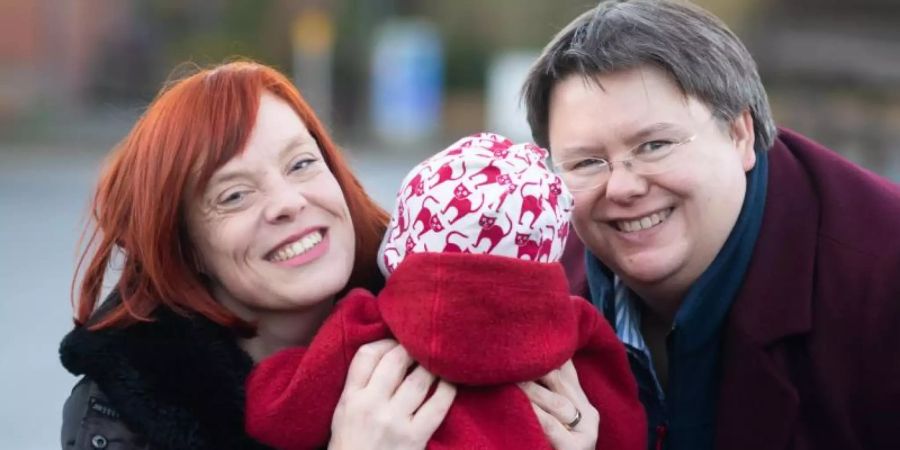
(370, 20, 444, 142)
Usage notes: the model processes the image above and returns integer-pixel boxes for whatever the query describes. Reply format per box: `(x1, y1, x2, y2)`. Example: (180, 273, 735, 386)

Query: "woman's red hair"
(74, 61, 389, 331)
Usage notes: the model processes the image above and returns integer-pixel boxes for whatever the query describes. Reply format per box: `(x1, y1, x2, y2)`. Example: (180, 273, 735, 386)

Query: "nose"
(603, 161, 649, 203)
(263, 180, 308, 223)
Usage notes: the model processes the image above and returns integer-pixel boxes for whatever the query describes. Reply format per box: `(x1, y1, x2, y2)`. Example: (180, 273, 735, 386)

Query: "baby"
(246, 133, 645, 450)
(378, 132, 570, 272)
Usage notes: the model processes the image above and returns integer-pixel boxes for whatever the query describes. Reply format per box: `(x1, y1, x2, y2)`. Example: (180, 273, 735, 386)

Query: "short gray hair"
(522, 0, 776, 151)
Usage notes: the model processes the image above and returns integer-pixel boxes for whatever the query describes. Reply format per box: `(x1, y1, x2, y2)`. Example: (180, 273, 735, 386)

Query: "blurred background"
(1, 0, 899, 448)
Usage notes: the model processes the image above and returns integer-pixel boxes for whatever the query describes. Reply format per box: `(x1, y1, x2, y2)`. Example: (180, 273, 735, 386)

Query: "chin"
(324, 268, 355, 292)
(271, 290, 336, 311)
(616, 253, 683, 287)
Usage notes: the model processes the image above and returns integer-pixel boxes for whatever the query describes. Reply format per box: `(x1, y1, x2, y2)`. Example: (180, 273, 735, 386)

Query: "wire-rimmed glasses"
(552, 126, 705, 192)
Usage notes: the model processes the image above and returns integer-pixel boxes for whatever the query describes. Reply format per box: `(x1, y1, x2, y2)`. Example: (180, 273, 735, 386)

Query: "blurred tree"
(149, 0, 277, 66)
(83, 0, 284, 106)
(330, 0, 394, 133)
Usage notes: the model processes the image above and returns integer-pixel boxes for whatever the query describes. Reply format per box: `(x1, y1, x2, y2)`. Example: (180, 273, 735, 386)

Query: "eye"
(565, 157, 608, 172)
(636, 140, 675, 155)
(217, 188, 251, 207)
(289, 157, 318, 174)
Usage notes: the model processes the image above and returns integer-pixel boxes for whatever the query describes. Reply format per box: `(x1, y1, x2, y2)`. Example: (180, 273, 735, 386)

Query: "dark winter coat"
(59, 295, 272, 450)
(563, 128, 900, 450)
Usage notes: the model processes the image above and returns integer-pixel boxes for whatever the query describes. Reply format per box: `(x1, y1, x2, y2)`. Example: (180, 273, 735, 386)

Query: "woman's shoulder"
(61, 377, 150, 449)
(59, 303, 269, 449)
(59, 294, 249, 380)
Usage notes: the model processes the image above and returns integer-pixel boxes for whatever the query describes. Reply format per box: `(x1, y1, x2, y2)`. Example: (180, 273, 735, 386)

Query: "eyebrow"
(623, 122, 683, 147)
(555, 145, 606, 158)
(206, 135, 316, 188)
(279, 134, 317, 159)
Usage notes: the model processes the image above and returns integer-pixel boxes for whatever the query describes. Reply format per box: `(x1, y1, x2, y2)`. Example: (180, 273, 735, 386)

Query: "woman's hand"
(520, 360, 600, 450)
(329, 339, 456, 450)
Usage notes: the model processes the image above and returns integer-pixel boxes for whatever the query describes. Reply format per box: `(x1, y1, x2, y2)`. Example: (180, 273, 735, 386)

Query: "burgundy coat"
(246, 253, 646, 450)
(563, 128, 900, 450)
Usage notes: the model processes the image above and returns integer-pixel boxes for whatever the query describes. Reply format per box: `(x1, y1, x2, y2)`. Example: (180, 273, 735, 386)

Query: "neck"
(625, 227, 733, 326)
(239, 301, 334, 361)
(629, 280, 688, 327)
(639, 298, 677, 331)
(212, 286, 335, 362)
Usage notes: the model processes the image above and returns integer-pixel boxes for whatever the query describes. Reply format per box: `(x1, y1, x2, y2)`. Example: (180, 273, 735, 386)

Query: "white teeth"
(271, 231, 323, 262)
(616, 208, 672, 233)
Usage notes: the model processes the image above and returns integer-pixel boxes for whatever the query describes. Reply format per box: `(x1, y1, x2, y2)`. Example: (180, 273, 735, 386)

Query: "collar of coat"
(59, 295, 270, 450)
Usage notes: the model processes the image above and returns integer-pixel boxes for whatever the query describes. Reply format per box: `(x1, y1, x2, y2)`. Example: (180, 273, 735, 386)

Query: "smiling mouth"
(613, 207, 674, 233)
(267, 229, 325, 262)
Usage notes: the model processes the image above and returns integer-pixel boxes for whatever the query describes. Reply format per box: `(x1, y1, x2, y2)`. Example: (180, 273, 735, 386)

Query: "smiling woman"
(522, 1, 900, 449)
(73, 63, 385, 334)
(547, 66, 756, 310)
(58, 61, 455, 450)
(183, 92, 358, 347)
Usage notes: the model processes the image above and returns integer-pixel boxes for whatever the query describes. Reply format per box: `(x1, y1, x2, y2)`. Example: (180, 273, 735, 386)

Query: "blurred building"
(748, 0, 900, 178)
(419, 0, 900, 181)
(0, 0, 284, 127)
(0, 1, 136, 121)
(1, 0, 898, 179)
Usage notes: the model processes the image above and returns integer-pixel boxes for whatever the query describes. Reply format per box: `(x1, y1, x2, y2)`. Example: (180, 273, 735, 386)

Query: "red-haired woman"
(58, 62, 457, 449)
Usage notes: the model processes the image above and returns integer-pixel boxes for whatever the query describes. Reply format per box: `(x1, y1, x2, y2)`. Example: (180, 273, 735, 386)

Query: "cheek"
(578, 186, 614, 212)
(327, 185, 355, 228)
(570, 192, 607, 244)
(570, 192, 594, 224)
(660, 158, 747, 236)
(686, 160, 745, 206)
(316, 176, 355, 251)
(194, 215, 256, 271)
(336, 196, 356, 256)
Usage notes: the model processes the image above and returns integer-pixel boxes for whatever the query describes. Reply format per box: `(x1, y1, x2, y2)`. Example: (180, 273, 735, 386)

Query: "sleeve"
(245, 289, 391, 450)
(61, 377, 151, 450)
(861, 251, 900, 450)
(570, 297, 647, 450)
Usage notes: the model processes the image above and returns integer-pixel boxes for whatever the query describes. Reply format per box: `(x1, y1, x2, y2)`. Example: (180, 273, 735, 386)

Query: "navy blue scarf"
(586, 146, 768, 450)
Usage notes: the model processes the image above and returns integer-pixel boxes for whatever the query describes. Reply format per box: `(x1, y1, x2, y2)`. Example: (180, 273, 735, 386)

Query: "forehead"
(228, 95, 320, 165)
(244, 93, 315, 153)
(547, 66, 710, 150)
(197, 94, 321, 190)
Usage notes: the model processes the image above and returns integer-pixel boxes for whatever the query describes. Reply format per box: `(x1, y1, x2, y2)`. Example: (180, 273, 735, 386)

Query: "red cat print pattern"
(378, 133, 574, 275)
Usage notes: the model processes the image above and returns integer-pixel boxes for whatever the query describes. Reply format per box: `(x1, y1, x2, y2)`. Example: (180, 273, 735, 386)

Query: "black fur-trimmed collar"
(59, 300, 271, 450)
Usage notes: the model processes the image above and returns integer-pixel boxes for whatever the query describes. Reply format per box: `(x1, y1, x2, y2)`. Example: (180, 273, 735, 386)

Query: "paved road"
(0, 141, 419, 449)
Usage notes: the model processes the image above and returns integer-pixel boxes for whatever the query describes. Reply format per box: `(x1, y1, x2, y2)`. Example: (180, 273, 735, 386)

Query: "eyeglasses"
(552, 123, 709, 192)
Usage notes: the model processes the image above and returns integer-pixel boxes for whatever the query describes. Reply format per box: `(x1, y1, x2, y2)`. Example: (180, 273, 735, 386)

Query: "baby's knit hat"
(378, 132, 574, 276)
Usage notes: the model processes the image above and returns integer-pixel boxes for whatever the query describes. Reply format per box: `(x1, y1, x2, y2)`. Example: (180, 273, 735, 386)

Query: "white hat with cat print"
(377, 132, 574, 277)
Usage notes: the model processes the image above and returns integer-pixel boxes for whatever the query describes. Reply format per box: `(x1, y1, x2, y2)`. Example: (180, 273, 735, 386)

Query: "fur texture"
(59, 295, 271, 450)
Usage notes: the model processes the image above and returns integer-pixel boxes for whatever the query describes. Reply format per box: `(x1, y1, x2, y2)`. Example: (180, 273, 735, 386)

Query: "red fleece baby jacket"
(246, 253, 646, 450)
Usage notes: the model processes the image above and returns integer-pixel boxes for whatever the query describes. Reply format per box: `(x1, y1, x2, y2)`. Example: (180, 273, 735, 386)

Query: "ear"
(730, 109, 756, 172)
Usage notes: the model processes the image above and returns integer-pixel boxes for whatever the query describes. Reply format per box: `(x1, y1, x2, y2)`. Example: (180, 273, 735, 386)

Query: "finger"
(539, 368, 564, 391)
(557, 360, 590, 404)
(344, 339, 399, 393)
(519, 380, 578, 425)
(411, 380, 456, 434)
(554, 361, 599, 432)
(540, 363, 590, 416)
(366, 344, 415, 397)
(531, 403, 572, 449)
(391, 365, 437, 414)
